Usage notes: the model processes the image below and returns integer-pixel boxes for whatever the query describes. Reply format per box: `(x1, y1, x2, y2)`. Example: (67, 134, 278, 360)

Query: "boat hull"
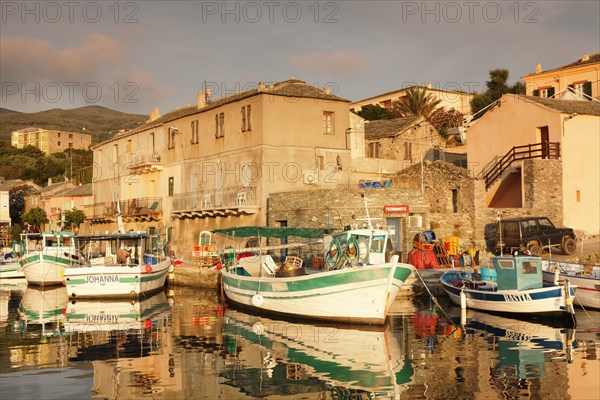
(64, 259, 171, 298)
(542, 261, 600, 309)
(441, 270, 576, 318)
(20, 253, 70, 286)
(221, 263, 413, 325)
(0, 261, 25, 279)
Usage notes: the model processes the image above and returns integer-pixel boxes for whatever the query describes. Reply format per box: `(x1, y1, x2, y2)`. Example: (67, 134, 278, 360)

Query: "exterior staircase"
(483, 142, 561, 189)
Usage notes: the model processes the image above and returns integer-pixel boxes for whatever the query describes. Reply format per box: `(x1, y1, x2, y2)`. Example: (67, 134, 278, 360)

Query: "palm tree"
(392, 87, 442, 119)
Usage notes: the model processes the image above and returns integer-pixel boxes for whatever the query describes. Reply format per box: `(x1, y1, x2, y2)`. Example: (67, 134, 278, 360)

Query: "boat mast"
(361, 194, 373, 229)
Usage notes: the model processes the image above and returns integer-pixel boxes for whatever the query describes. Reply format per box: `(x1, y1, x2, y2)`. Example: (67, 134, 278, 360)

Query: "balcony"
(127, 153, 163, 174)
(85, 197, 162, 223)
(172, 187, 258, 219)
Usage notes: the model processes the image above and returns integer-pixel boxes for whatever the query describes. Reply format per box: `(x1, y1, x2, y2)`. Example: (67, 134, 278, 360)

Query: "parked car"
(488, 216, 577, 256)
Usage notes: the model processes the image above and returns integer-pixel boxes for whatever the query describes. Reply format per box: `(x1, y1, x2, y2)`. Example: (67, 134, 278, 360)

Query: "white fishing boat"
(542, 260, 600, 309)
(64, 232, 172, 298)
(19, 231, 80, 286)
(440, 256, 577, 326)
(0, 255, 24, 279)
(217, 225, 414, 325)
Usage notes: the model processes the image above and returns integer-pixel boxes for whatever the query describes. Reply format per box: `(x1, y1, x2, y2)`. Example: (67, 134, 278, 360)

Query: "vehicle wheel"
(561, 238, 577, 255)
(529, 244, 542, 256)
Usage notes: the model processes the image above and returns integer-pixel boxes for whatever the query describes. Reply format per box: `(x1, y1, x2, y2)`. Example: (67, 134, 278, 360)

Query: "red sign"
(384, 205, 410, 214)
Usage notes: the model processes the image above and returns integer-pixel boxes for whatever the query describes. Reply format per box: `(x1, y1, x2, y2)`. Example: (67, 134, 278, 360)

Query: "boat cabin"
(332, 228, 393, 265)
(74, 233, 165, 267)
(492, 256, 543, 291)
(19, 231, 76, 255)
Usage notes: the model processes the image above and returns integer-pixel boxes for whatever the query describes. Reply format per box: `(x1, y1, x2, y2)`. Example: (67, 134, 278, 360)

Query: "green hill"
(0, 105, 147, 144)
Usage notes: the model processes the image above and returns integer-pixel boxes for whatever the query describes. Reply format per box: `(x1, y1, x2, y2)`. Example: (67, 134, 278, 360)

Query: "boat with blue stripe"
(440, 256, 577, 326)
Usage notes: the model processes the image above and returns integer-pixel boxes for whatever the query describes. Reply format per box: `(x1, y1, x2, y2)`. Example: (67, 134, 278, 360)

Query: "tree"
(64, 209, 85, 230)
(392, 87, 442, 119)
(471, 69, 526, 118)
(22, 207, 49, 232)
(429, 108, 465, 137)
(356, 104, 394, 121)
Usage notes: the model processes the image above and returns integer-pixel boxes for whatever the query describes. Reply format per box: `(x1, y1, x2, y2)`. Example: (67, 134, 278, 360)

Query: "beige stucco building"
(350, 84, 473, 117)
(11, 127, 92, 155)
(522, 53, 600, 100)
(467, 94, 600, 235)
(87, 79, 353, 257)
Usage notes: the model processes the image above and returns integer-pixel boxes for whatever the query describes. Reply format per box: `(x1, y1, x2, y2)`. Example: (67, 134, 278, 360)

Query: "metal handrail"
(484, 142, 560, 189)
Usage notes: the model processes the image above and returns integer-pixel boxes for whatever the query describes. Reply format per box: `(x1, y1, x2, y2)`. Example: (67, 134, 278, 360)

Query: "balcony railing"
(172, 187, 257, 219)
(85, 197, 162, 223)
(127, 153, 163, 174)
(484, 142, 560, 189)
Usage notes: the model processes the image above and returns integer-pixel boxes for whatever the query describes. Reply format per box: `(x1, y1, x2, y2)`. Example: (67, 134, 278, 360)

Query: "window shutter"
(547, 87, 555, 98)
(583, 81, 592, 98)
(247, 105, 251, 131)
(532, 89, 539, 97)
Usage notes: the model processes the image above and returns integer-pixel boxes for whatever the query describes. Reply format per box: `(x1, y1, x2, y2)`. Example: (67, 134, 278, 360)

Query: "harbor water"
(0, 280, 599, 400)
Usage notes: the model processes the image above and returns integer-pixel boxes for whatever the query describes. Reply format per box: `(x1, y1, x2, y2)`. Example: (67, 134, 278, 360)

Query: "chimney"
(581, 54, 590, 62)
(323, 87, 331, 95)
(426, 82, 432, 89)
(258, 81, 265, 91)
(148, 106, 160, 122)
(197, 91, 206, 109)
(535, 63, 542, 73)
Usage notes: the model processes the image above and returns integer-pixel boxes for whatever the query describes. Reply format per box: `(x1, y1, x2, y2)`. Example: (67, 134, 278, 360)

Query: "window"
(168, 177, 174, 196)
(191, 120, 199, 144)
(69, 134, 73, 139)
(521, 219, 536, 234)
(404, 142, 412, 161)
(58, 141, 61, 146)
(570, 81, 592, 99)
(323, 112, 334, 134)
(215, 112, 225, 138)
(451, 189, 458, 213)
(68, 142, 73, 148)
(538, 218, 554, 231)
(168, 127, 178, 149)
(127, 139, 132, 153)
(317, 156, 325, 170)
(539, 87, 555, 98)
(113, 144, 119, 163)
(576, 190, 581, 202)
(241, 105, 252, 132)
(522, 261, 537, 275)
(367, 142, 381, 158)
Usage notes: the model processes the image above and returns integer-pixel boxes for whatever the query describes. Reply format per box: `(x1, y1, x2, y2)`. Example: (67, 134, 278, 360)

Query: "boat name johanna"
(85, 275, 120, 284)
(84, 314, 119, 323)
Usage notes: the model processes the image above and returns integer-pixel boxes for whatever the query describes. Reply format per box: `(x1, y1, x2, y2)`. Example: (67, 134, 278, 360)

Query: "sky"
(1, 0, 599, 115)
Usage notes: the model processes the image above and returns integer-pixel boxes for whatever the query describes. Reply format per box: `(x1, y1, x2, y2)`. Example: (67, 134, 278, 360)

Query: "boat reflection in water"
(221, 309, 413, 399)
(462, 310, 574, 381)
(16, 286, 69, 338)
(63, 291, 177, 398)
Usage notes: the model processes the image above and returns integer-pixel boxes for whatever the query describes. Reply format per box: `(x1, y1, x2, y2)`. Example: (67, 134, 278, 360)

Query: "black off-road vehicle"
(488, 216, 577, 256)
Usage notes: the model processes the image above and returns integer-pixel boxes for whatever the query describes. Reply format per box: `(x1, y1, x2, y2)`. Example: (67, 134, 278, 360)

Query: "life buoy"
(342, 237, 361, 266)
(324, 239, 341, 270)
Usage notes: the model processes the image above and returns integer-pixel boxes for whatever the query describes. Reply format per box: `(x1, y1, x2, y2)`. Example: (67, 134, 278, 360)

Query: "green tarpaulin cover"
(212, 226, 333, 239)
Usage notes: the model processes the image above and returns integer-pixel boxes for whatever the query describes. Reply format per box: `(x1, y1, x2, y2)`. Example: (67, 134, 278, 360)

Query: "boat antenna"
(361, 194, 373, 229)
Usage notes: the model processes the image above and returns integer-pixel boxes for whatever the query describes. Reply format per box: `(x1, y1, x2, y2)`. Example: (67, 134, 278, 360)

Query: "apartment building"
(522, 53, 600, 100)
(11, 127, 92, 154)
(87, 79, 352, 257)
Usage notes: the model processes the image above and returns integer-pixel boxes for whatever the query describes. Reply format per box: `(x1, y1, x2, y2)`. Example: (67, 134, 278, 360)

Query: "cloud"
(0, 33, 125, 82)
(289, 51, 367, 77)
